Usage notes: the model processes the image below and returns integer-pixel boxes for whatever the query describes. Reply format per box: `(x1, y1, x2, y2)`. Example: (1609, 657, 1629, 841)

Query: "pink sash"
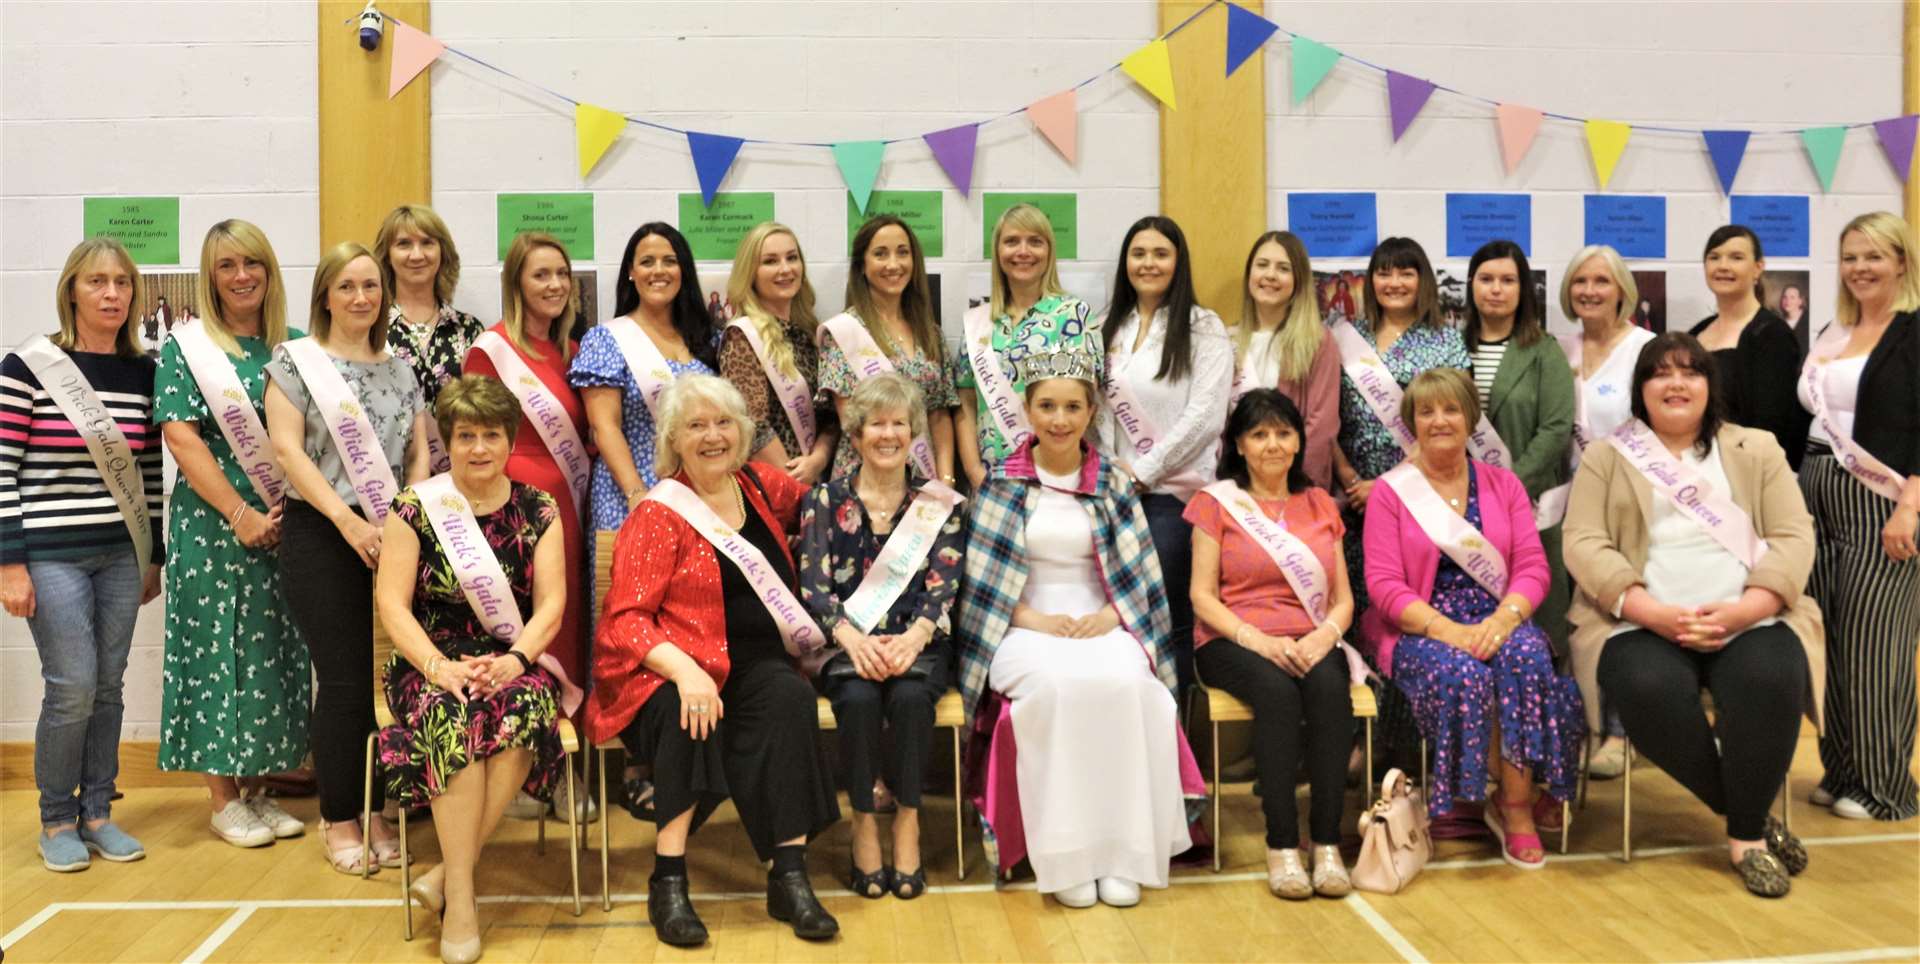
(728, 318, 817, 454)
(962, 305, 1033, 455)
(841, 481, 965, 633)
(470, 331, 590, 507)
(601, 317, 676, 420)
(1801, 325, 1908, 502)
(646, 478, 825, 658)
(171, 320, 286, 508)
(819, 314, 937, 477)
(413, 474, 582, 715)
(1102, 361, 1210, 502)
(1329, 319, 1512, 469)
(17, 335, 154, 573)
(1607, 420, 1768, 568)
(282, 337, 400, 523)
(1379, 462, 1510, 599)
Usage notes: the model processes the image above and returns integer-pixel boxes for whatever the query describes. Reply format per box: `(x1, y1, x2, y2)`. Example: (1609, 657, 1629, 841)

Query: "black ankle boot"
(647, 875, 708, 947)
(766, 869, 839, 940)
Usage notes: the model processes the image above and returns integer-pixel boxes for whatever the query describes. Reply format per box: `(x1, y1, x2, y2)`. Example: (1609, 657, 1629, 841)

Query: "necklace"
(731, 477, 746, 523)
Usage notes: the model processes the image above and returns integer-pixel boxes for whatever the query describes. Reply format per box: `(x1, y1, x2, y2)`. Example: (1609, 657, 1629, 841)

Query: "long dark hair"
(1703, 224, 1767, 303)
(1217, 389, 1312, 494)
(613, 222, 716, 369)
(845, 215, 943, 365)
(1628, 331, 1725, 457)
(1104, 215, 1199, 381)
(1463, 240, 1543, 349)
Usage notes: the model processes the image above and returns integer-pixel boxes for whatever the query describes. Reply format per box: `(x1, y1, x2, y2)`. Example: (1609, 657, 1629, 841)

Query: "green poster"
(677, 192, 776, 261)
(847, 190, 943, 258)
(981, 192, 1077, 260)
(83, 197, 180, 265)
(497, 193, 595, 261)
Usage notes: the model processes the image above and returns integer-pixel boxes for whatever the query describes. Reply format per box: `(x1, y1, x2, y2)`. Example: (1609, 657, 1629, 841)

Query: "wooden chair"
(814, 690, 971, 881)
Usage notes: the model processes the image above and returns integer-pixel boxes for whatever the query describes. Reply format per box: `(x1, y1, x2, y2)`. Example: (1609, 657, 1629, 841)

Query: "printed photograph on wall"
(573, 268, 598, 332)
(1762, 269, 1811, 335)
(694, 272, 736, 328)
(1630, 270, 1667, 334)
(1435, 267, 1548, 329)
(136, 269, 200, 356)
(1313, 269, 1365, 322)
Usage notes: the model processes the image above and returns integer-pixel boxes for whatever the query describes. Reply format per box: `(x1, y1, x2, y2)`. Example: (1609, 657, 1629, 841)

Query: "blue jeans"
(1142, 493, 1195, 694)
(26, 549, 143, 825)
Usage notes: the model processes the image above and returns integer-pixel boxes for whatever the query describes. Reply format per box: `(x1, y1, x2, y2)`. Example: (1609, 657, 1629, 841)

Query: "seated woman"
(1361, 368, 1584, 870)
(1565, 332, 1823, 897)
(799, 373, 965, 900)
(1187, 389, 1356, 899)
(587, 375, 839, 946)
(373, 375, 573, 964)
(957, 344, 1200, 910)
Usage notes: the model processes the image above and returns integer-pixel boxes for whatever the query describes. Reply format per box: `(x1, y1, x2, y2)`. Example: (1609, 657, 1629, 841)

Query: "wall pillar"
(317, 0, 432, 251)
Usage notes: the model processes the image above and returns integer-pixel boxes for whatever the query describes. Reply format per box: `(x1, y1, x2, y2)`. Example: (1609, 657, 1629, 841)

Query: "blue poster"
(1730, 195, 1810, 258)
(1446, 193, 1531, 258)
(1583, 195, 1666, 259)
(1287, 193, 1378, 258)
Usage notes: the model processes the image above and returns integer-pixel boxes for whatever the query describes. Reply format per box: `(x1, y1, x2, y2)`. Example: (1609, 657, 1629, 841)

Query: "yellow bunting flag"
(1585, 119, 1632, 189)
(1121, 39, 1176, 110)
(575, 103, 628, 180)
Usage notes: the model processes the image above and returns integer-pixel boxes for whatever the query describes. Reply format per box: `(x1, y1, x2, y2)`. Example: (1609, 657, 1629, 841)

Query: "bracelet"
(1420, 613, 1442, 636)
(1234, 624, 1253, 646)
(425, 655, 444, 687)
(507, 650, 533, 674)
(1503, 603, 1525, 622)
(229, 502, 249, 526)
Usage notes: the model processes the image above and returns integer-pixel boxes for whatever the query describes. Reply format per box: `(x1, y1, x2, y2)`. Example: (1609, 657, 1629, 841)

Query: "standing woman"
(154, 221, 309, 847)
(955, 203, 1094, 488)
(1232, 231, 1340, 491)
(376, 204, 484, 471)
(718, 222, 838, 484)
(266, 241, 433, 873)
(2, 238, 163, 872)
(817, 215, 957, 482)
(1798, 212, 1920, 822)
(1690, 226, 1810, 468)
(1097, 215, 1235, 693)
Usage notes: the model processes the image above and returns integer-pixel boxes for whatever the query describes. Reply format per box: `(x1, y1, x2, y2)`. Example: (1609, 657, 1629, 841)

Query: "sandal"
(622, 776, 656, 821)
(849, 858, 889, 900)
(318, 820, 374, 876)
(367, 815, 407, 869)
(1532, 792, 1564, 834)
(891, 865, 927, 900)
(1484, 799, 1546, 870)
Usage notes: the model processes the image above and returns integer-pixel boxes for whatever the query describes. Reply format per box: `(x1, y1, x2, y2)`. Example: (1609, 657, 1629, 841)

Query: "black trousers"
(1196, 638, 1353, 847)
(1598, 625, 1808, 840)
(819, 644, 950, 812)
(279, 498, 379, 823)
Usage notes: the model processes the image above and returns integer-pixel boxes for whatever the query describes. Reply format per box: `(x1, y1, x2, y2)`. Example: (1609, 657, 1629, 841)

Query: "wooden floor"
(3, 725, 1916, 963)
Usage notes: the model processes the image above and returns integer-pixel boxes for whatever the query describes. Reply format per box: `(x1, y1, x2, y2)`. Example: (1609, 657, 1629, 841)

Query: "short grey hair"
(842, 372, 928, 444)
(654, 374, 756, 478)
(1559, 244, 1638, 329)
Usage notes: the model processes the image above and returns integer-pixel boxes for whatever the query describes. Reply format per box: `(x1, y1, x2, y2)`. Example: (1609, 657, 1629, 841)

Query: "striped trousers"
(1801, 454, 1920, 820)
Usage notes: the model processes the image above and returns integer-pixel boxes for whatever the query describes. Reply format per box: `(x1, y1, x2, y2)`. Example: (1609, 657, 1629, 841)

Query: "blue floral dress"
(565, 324, 715, 534)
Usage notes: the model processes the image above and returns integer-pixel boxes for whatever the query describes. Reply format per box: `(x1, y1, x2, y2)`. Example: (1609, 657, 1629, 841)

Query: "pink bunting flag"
(1386, 71, 1436, 142)
(1875, 115, 1919, 183)
(922, 124, 980, 196)
(387, 20, 445, 99)
(1029, 89, 1078, 165)
(1495, 104, 1543, 175)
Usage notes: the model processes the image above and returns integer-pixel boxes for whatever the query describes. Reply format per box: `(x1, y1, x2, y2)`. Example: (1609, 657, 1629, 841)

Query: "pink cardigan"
(1359, 461, 1551, 676)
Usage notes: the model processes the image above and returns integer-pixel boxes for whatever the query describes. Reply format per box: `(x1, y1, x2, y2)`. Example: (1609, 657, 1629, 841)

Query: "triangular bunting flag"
(1290, 36, 1340, 105)
(686, 131, 745, 206)
(1874, 115, 1919, 183)
(1121, 39, 1176, 109)
(1224, 4, 1279, 78)
(1800, 126, 1847, 192)
(1701, 130, 1750, 195)
(574, 104, 627, 179)
(1494, 104, 1543, 175)
(1386, 71, 1436, 142)
(922, 124, 979, 197)
(1028, 89, 1078, 164)
(834, 141, 887, 214)
(1585, 119, 1633, 189)
(387, 20, 445, 99)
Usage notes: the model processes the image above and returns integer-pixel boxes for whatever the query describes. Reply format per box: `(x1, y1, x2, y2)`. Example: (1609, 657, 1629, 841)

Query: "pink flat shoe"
(1484, 800, 1546, 871)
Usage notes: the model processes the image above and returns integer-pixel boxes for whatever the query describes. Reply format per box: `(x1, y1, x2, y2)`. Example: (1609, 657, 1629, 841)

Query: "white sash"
(1329, 319, 1512, 469)
(171, 320, 286, 508)
(17, 335, 153, 573)
(1379, 462, 1509, 599)
(646, 478, 825, 658)
(1607, 420, 1769, 568)
(471, 331, 590, 508)
(728, 319, 817, 454)
(282, 337, 402, 524)
(602, 317, 676, 421)
(1801, 325, 1908, 502)
(423, 420, 450, 475)
(961, 305, 1033, 456)
(819, 314, 937, 477)
(840, 481, 965, 634)
(1102, 361, 1211, 502)
(413, 474, 582, 715)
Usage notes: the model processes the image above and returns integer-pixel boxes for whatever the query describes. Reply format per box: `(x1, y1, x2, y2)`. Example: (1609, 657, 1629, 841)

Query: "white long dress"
(986, 468, 1191, 893)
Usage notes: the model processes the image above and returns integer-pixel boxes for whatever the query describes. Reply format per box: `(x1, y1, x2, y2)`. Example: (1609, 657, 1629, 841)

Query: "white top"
(1471, 338, 1508, 411)
(1095, 304, 1234, 491)
(1245, 329, 1283, 389)
(1023, 481, 1104, 617)
(1582, 326, 1657, 441)
(1614, 441, 1777, 638)
(1798, 353, 1868, 446)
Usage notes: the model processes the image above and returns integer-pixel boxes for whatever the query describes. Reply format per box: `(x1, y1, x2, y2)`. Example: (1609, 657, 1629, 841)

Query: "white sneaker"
(246, 795, 305, 838)
(1096, 877, 1140, 907)
(548, 772, 599, 824)
(1053, 880, 1098, 908)
(211, 799, 274, 848)
(1587, 737, 1627, 779)
(1832, 795, 1874, 820)
(1810, 786, 1836, 807)
(505, 791, 545, 820)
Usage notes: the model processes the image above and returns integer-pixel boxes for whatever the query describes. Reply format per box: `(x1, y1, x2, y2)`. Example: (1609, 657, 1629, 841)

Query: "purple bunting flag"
(922, 124, 980, 197)
(1386, 70, 1436, 142)
(1875, 115, 1919, 183)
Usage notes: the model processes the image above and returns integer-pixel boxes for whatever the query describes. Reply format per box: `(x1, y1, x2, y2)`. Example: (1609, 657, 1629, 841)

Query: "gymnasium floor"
(3, 725, 1916, 963)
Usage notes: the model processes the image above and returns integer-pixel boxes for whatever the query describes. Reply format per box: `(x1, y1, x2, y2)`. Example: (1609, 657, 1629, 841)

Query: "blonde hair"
(989, 203, 1067, 320)
(1559, 245, 1638, 329)
(499, 232, 578, 362)
(373, 203, 461, 308)
(53, 238, 144, 357)
(1835, 211, 1920, 328)
(725, 222, 819, 379)
(1399, 367, 1482, 432)
(654, 374, 756, 478)
(194, 220, 290, 357)
(842, 372, 929, 446)
(1234, 231, 1323, 385)
(309, 242, 392, 351)
(435, 374, 521, 448)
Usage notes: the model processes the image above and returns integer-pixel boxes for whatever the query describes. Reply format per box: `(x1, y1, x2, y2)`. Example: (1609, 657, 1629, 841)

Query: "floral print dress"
(816, 314, 957, 479)
(387, 302, 484, 412)
(566, 324, 715, 534)
(950, 295, 1097, 466)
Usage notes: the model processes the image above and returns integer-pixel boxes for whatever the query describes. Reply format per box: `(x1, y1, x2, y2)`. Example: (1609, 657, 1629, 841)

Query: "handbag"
(1351, 767, 1431, 894)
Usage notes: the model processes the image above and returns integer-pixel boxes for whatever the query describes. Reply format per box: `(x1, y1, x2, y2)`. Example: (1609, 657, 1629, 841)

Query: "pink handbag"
(1351, 767, 1431, 894)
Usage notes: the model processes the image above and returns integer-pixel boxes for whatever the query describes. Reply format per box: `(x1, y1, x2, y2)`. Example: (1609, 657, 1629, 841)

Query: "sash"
(840, 481, 965, 633)
(423, 420, 450, 475)
(819, 314, 937, 477)
(413, 474, 582, 715)
(1532, 334, 1586, 528)
(1102, 359, 1211, 502)
(282, 337, 401, 523)
(1329, 319, 1512, 468)
(646, 478, 825, 658)
(602, 317, 676, 421)
(962, 305, 1033, 455)
(728, 318, 817, 454)
(1228, 355, 1254, 407)
(1607, 420, 1769, 568)
(171, 320, 285, 508)
(16, 335, 153, 573)
(1801, 325, 1908, 502)
(471, 331, 591, 507)
(1379, 462, 1510, 599)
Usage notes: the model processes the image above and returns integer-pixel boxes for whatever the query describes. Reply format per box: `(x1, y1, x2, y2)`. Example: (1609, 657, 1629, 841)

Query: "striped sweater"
(0, 347, 164, 565)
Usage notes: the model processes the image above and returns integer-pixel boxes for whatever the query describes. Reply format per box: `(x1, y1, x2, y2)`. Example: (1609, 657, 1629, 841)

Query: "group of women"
(4, 197, 1916, 959)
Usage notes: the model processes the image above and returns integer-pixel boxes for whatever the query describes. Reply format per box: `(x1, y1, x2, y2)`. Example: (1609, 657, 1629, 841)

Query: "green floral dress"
(153, 332, 311, 776)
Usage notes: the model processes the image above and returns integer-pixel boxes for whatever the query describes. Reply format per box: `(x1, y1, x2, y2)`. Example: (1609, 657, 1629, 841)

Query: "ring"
(691, 705, 706, 714)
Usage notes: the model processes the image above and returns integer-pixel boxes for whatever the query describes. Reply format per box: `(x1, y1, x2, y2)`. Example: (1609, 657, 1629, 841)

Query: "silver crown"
(1012, 346, 1100, 386)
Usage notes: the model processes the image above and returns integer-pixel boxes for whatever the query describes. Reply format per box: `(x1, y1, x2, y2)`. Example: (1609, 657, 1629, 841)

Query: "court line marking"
(182, 906, 255, 964)
(1694, 948, 1920, 963)
(1344, 893, 1430, 963)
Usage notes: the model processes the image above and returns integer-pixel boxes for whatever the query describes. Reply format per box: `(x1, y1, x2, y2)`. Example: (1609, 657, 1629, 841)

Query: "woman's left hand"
(1062, 607, 1121, 639)
(140, 564, 162, 605)
(1883, 505, 1919, 563)
(1460, 613, 1516, 661)
(786, 449, 829, 486)
(1283, 626, 1336, 677)
(468, 652, 526, 697)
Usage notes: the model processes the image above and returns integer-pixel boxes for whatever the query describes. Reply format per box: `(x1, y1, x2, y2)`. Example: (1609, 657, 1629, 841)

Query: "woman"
(817, 215, 957, 482)
(266, 241, 433, 874)
(154, 221, 308, 847)
(718, 222, 838, 484)
(1232, 231, 1340, 491)
(1187, 390, 1355, 899)
(1798, 212, 1920, 822)
(798, 374, 963, 900)
(958, 343, 1198, 909)
(955, 203, 1094, 488)
(1361, 369, 1583, 869)
(1567, 333, 1823, 895)
(376, 204, 484, 471)
(374, 376, 571, 961)
(588, 375, 840, 946)
(1096, 215, 1234, 693)
(1690, 226, 1810, 469)
(2, 238, 163, 872)
(1779, 282, 1812, 355)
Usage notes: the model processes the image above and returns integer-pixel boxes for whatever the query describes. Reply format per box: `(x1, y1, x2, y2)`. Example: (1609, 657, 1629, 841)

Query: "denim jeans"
(26, 549, 143, 826)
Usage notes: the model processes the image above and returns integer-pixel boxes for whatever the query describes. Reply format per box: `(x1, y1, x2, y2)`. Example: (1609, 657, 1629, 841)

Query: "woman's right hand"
(336, 513, 382, 569)
(1343, 477, 1374, 509)
(1, 563, 34, 619)
(673, 669, 724, 740)
(840, 628, 889, 681)
(232, 503, 278, 549)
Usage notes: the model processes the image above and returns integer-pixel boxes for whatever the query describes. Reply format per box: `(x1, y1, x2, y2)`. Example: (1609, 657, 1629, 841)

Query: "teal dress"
(153, 331, 311, 776)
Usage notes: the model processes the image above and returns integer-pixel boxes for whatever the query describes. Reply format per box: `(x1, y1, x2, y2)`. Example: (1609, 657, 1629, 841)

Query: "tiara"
(1012, 346, 1100, 386)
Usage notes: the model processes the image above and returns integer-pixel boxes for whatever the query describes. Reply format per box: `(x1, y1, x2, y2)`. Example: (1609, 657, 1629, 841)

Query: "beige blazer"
(1563, 423, 1825, 733)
